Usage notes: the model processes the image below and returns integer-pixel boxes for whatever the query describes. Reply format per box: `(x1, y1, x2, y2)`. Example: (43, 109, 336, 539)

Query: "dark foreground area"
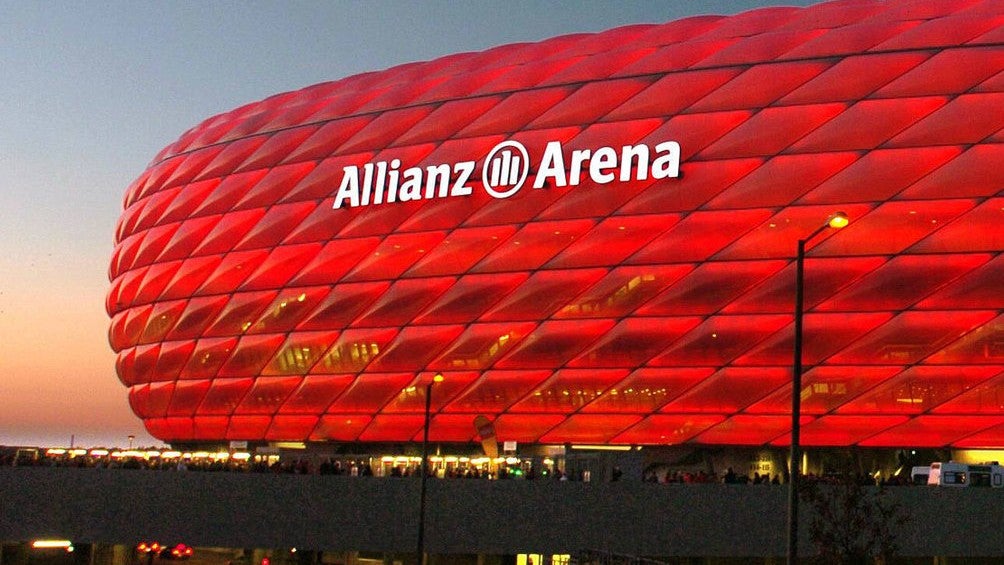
(1, 467, 1001, 561)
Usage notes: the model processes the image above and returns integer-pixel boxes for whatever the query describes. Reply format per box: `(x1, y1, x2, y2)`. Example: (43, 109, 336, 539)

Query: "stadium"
(107, 0, 1004, 475)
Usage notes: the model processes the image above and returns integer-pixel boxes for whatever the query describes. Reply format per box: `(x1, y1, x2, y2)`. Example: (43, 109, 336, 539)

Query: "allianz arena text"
(108, 0, 1004, 448)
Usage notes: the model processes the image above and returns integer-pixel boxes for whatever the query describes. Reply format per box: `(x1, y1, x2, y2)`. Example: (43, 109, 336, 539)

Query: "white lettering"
(590, 147, 618, 184)
(386, 159, 402, 203)
(534, 141, 567, 188)
(334, 166, 361, 209)
(569, 149, 591, 186)
(652, 141, 681, 179)
(399, 167, 423, 202)
(361, 163, 374, 206)
(452, 161, 475, 196)
(425, 164, 451, 199)
(620, 144, 649, 181)
(332, 139, 681, 209)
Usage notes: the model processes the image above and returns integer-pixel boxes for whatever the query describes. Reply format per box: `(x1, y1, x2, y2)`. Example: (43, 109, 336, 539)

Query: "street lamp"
(417, 373, 444, 565)
(788, 211, 848, 565)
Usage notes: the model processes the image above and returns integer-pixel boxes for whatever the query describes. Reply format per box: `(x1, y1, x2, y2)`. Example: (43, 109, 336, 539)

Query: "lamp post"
(417, 373, 444, 565)
(788, 212, 848, 565)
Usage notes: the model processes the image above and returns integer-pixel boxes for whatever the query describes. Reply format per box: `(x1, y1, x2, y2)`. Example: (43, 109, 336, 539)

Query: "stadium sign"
(332, 139, 681, 209)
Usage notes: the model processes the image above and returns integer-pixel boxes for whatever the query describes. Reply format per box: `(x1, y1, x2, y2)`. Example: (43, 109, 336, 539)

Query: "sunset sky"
(0, 0, 814, 447)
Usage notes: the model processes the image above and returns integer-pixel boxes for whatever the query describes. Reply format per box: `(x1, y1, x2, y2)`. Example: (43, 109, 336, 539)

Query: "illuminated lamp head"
(828, 211, 849, 229)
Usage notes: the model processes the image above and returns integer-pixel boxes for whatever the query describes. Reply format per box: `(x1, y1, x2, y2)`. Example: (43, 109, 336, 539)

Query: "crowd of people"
(1, 446, 915, 485)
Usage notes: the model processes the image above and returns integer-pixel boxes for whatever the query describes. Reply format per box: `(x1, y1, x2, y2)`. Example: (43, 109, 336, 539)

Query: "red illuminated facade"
(108, 0, 1004, 448)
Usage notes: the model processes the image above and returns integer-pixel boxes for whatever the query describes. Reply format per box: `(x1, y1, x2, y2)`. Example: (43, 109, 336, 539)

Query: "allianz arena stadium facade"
(108, 0, 1004, 450)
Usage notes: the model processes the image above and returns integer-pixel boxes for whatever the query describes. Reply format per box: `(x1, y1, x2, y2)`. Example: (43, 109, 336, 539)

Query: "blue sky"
(0, 0, 815, 447)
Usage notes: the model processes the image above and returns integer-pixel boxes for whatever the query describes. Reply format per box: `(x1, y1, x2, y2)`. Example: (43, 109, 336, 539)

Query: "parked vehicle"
(926, 461, 1004, 487)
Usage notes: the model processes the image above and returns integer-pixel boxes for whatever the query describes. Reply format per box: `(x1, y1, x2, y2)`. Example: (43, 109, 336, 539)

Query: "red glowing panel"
(778, 416, 909, 447)
(745, 366, 903, 415)
(908, 198, 1004, 254)
(637, 260, 788, 316)
(791, 97, 947, 152)
(159, 256, 222, 301)
(324, 373, 413, 414)
(611, 414, 725, 445)
(629, 209, 772, 264)
(426, 322, 536, 372)
(837, 366, 1003, 414)
(698, 103, 845, 159)
(554, 265, 694, 319)
(828, 311, 997, 365)
(813, 253, 990, 312)
(582, 368, 714, 414)
(494, 319, 615, 369)
(690, 61, 831, 112)
(508, 369, 628, 414)
(481, 269, 607, 321)
(705, 152, 859, 210)
(570, 317, 703, 368)
(154, 341, 196, 382)
(780, 51, 929, 104)
(278, 375, 354, 414)
(179, 337, 238, 380)
(236, 140, 317, 188)
(139, 300, 187, 344)
(413, 414, 480, 443)
(404, 226, 515, 277)
(233, 377, 301, 415)
(198, 378, 253, 415)
(357, 415, 425, 442)
(649, 315, 789, 367)
(196, 250, 269, 296)
(246, 287, 330, 335)
(342, 232, 446, 282)
(694, 415, 809, 446)
(443, 370, 552, 413)
(262, 331, 339, 376)
(872, 47, 1004, 97)
(605, 68, 741, 121)
(930, 370, 1004, 415)
(898, 144, 1004, 199)
(491, 414, 565, 443)
(353, 277, 454, 327)
(265, 415, 320, 440)
(471, 219, 594, 273)
(381, 372, 480, 414)
(539, 414, 643, 444)
(723, 257, 886, 314)
(309, 415, 372, 441)
(226, 416, 271, 440)
(110, 0, 1004, 447)
(282, 154, 373, 204)
(203, 291, 279, 337)
(296, 281, 390, 331)
(954, 422, 1004, 449)
(459, 87, 572, 137)
(660, 367, 791, 414)
(309, 328, 399, 374)
(927, 315, 1004, 365)
(618, 158, 763, 215)
(858, 416, 1004, 448)
(413, 273, 529, 325)
(364, 325, 464, 372)
(530, 78, 655, 129)
(780, 19, 913, 60)
(713, 204, 873, 261)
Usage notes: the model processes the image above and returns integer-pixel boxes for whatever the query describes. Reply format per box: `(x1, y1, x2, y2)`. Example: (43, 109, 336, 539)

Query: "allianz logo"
(332, 139, 681, 210)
